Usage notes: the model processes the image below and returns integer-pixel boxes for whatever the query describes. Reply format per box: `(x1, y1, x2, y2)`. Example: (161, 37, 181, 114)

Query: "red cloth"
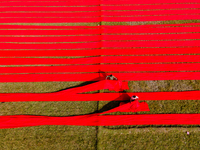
(0, 99, 150, 128)
(104, 100, 150, 114)
(0, 113, 200, 128)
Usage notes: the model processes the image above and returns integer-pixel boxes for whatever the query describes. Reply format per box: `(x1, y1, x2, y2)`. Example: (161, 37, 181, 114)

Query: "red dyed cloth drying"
(103, 100, 150, 114)
(0, 100, 150, 129)
(1, 113, 200, 128)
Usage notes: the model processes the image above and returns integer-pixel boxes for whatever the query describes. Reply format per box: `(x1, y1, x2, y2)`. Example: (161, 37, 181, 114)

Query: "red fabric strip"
(0, 5, 199, 12)
(0, 74, 101, 82)
(0, 57, 101, 65)
(101, 4, 200, 10)
(0, 57, 100, 65)
(0, 72, 200, 82)
(102, 0, 200, 4)
(0, 15, 198, 22)
(0, 6, 100, 12)
(73, 91, 200, 101)
(0, 33, 199, 42)
(1, 55, 199, 65)
(0, 63, 199, 73)
(0, 23, 199, 29)
(102, 48, 200, 55)
(0, 2, 100, 6)
(0, 114, 199, 128)
(0, 41, 198, 50)
(101, 100, 150, 114)
(0, 27, 199, 34)
(102, 15, 200, 22)
(0, 48, 199, 57)
(103, 41, 200, 48)
(111, 72, 200, 81)
(0, 90, 199, 102)
(0, 36, 101, 42)
(0, 29, 101, 35)
(102, 24, 200, 28)
(2, 0, 200, 2)
(103, 33, 200, 41)
(1, 10, 199, 18)
(0, 25, 101, 29)
(0, 43, 101, 49)
(104, 27, 200, 33)
(103, 10, 200, 16)
(0, 12, 101, 17)
(101, 55, 200, 63)
(1, 0, 200, 5)
(69, 91, 200, 101)
(0, 50, 102, 57)
(0, 18, 101, 23)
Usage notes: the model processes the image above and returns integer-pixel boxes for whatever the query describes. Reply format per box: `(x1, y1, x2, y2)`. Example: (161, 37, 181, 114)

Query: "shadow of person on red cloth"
(91, 92, 130, 114)
(91, 91, 149, 115)
(53, 70, 108, 93)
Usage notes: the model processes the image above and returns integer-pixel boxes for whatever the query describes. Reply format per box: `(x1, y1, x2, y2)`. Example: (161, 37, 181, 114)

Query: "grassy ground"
(0, 13, 200, 150)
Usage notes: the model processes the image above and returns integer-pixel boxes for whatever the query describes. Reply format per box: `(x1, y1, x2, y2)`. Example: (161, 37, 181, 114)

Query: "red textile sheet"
(1, 33, 200, 42)
(0, 41, 199, 50)
(0, 72, 199, 82)
(0, 23, 199, 29)
(0, 114, 200, 128)
(0, 10, 199, 17)
(0, 55, 200, 65)
(0, 48, 199, 57)
(0, 16, 199, 23)
(0, 88, 199, 102)
(1, 0, 200, 3)
(1, 26, 199, 35)
(0, 63, 199, 73)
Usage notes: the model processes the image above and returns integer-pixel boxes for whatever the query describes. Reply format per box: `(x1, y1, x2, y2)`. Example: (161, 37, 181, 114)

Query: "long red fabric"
(0, 55, 200, 65)
(0, 72, 200, 82)
(0, 23, 199, 29)
(1, 27, 199, 34)
(0, 41, 199, 50)
(0, 10, 199, 17)
(1, 0, 200, 5)
(0, 29, 101, 35)
(0, 114, 199, 128)
(0, 43, 101, 49)
(0, 5, 199, 12)
(0, 2, 100, 6)
(0, 48, 199, 57)
(0, 63, 199, 73)
(0, 16, 199, 22)
(0, 90, 199, 102)
(1, 0, 200, 3)
(1, 33, 200, 42)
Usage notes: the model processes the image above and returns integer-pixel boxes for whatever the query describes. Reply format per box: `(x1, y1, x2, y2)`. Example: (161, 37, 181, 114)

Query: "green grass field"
(0, 18, 200, 149)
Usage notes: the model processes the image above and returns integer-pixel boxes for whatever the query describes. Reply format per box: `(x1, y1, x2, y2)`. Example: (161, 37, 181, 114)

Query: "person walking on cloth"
(106, 74, 118, 80)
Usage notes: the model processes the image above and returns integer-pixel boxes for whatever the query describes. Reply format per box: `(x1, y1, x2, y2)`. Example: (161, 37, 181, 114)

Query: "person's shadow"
(92, 91, 130, 114)
(53, 70, 108, 93)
